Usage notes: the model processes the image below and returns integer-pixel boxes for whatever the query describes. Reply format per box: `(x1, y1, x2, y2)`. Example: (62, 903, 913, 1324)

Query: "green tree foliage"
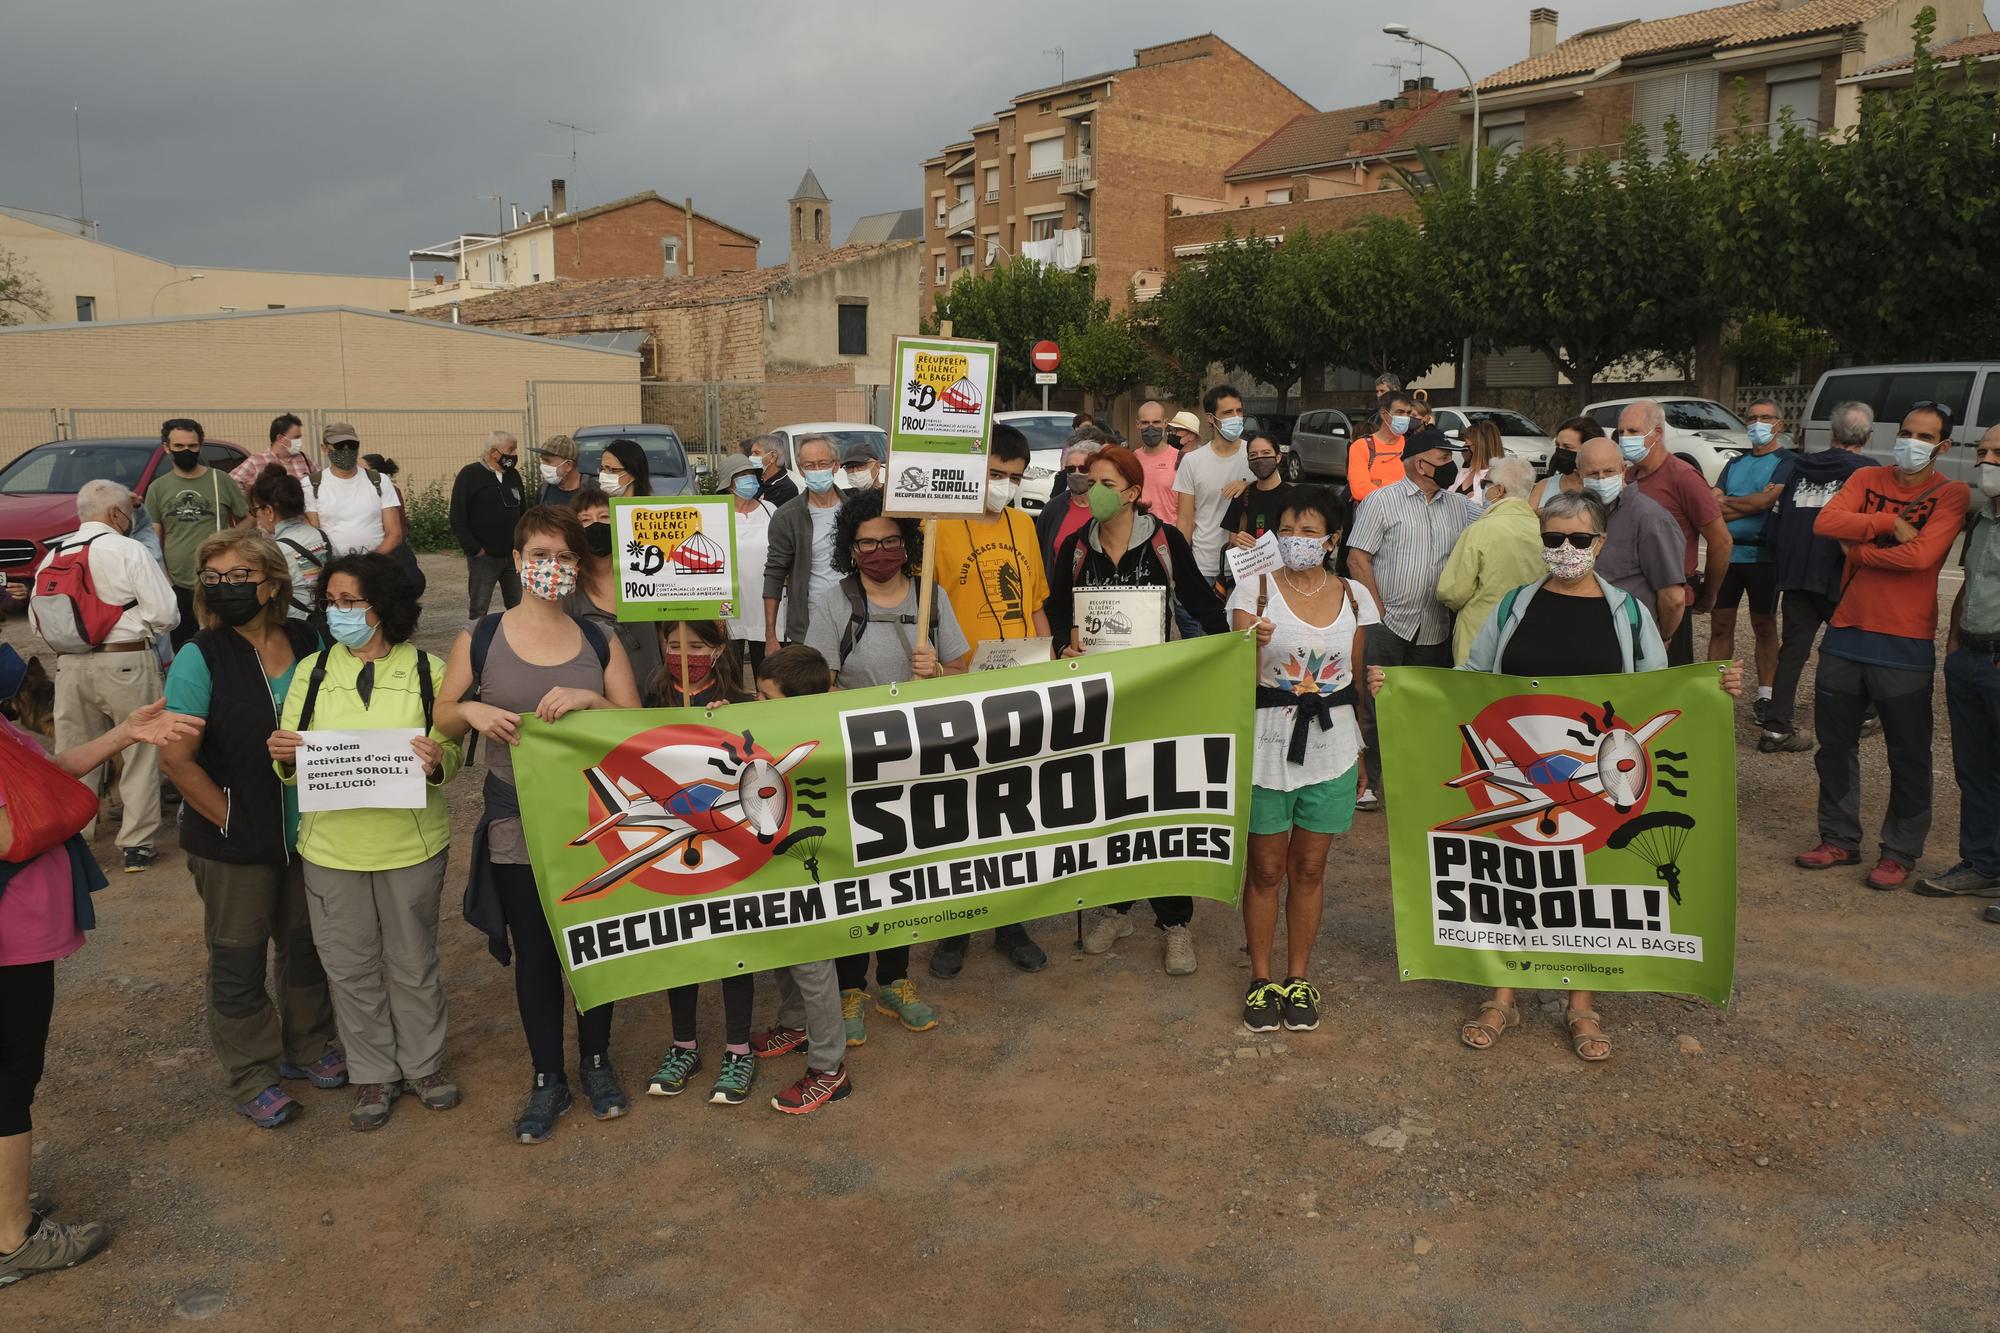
(1298, 218, 1459, 385)
(1058, 314, 1149, 414)
(0, 246, 49, 326)
(1722, 312, 1833, 384)
(923, 260, 1102, 406)
(1151, 228, 1319, 417)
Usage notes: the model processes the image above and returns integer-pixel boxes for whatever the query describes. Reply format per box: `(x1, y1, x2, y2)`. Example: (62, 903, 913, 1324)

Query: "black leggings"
(494, 864, 613, 1076)
(836, 947, 909, 992)
(0, 961, 55, 1137)
(667, 976, 754, 1046)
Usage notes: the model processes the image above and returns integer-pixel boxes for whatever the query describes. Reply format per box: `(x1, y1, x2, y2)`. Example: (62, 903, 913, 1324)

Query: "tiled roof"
(418, 243, 909, 324)
(508, 189, 759, 242)
(1479, 0, 1898, 91)
(1225, 88, 1463, 180)
(1858, 28, 2000, 73)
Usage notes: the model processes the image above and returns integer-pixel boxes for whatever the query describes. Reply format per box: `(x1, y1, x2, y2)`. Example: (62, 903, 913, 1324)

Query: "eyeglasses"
(1540, 532, 1597, 550)
(198, 567, 266, 587)
(327, 597, 373, 613)
(852, 535, 907, 554)
(523, 551, 581, 567)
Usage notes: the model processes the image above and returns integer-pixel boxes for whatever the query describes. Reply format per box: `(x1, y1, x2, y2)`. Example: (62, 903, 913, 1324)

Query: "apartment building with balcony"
(918, 33, 1312, 315)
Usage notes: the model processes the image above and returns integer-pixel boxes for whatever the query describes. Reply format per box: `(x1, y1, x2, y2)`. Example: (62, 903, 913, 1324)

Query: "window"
(957, 246, 973, 270)
(1029, 215, 1059, 241)
(985, 236, 999, 264)
(662, 237, 681, 275)
(1768, 75, 1821, 139)
(1264, 188, 1292, 205)
(837, 302, 867, 356)
(1466, 409, 1546, 437)
(1038, 100, 1052, 112)
(1027, 137, 1062, 178)
(1633, 69, 1719, 157)
(529, 237, 542, 282)
(956, 182, 973, 204)
(935, 258, 948, 285)
(1486, 122, 1525, 157)
(75, 296, 95, 321)
(266, 303, 286, 310)
(1663, 399, 1747, 433)
(984, 167, 999, 202)
(1808, 371, 1975, 428)
(1977, 373, 2000, 428)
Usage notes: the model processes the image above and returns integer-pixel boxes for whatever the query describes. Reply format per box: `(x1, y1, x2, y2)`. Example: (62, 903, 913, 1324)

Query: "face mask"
(1584, 475, 1624, 505)
(1389, 415, 1411, 436)
(984, 478, 1019, 513)
(1064, 471, 1091, 497)
(1278, 536, 1327, 571)
(1541, 542, 1598, 582)
(1747, 422, 1776, 447)
(664, 653, 716, 690)
(326, 606, 375, 650)
(1550, 447, 1577, 476)
(519, 557, 577, 602)
(169, 448, 202, 472)
(733, 474, 763, 500)
(1248, 456, 1280, 481)
(802, 468, 837, 494)
(854, 548, 907, 582)
(841, 466, 877, 492)
(1617, 434, 1651, 464)
(1086, 482, 1126, 522)
(1426, 459, 1459, 491)
(599, 472, 627, 497)
(329, 445, 360, 471)
(204, 582, 265, 627)
(1139, 426, 1165, 447)
(1216, 417, 1245, 443)
(584, 521, 613, 558)
(1892, 437, 1936, 473)
(1980, 463, 2000, 498)
(497, 453, 518, 470)
(539, 463, 562, 486)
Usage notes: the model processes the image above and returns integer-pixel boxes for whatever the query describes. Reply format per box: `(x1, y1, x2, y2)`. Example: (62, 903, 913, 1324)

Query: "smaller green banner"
(609, 494, 740, 622)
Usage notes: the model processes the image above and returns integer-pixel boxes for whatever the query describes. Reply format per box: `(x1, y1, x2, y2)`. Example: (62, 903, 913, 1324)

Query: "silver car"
(1289, 408, 1356, 480)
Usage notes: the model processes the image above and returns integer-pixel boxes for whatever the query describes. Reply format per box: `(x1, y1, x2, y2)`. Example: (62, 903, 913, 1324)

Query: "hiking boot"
(1079, 907, 1134, 955)
(648, 1046, 702, 1096)
(234, 1084, 302, 1130)
(405, 1070, 461, 1111)
(996, 924, 1047, 972)
(1242, 979, 1284, 1034)
(927, 936, 968, 979)
(1865, 859, 1910, 892)
(708, 1051, 757, 1106)
(0, 1217, 110, 1287)
(1985, 904, 2000, 925)
(349, 1082, 398, 1131)
(279, 1048, 349, 1090)
(579, 1055, 628, 1120)
(874, 978, 938, 1032)
(1280, 977, 1323, 1032)
(772, 1065, 852, 1115)
(750, 1026, 807, 1059)
(1161, 924, 1197, 976)
(1763, 730, 1813, 753)
(1913, 861, 2000, 898)
(121, 846, 155, 874)
(840, 989, 868, 1046)
(515, 1074, 572, 1145)
(1795, 842, 1860, 870)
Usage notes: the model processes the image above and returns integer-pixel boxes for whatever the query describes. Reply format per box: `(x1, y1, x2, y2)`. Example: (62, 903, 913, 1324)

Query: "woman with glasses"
(1368, 491, 1741, 1061)
(802, 489, 969, 1046)
(246, 466, 331, 621)
(436, 506, 641, 1144)
(160, 530, 342, 1129)
(1033, 438, 1103, 574)
(564, 487, 664, 692)
(267, 553, 463, 1131)
(595, 440, 651, 499)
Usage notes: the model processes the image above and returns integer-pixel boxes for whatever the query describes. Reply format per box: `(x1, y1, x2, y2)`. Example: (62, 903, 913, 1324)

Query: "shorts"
(1250, 767, 1359, 836)
(1716, 561, 1778, 615)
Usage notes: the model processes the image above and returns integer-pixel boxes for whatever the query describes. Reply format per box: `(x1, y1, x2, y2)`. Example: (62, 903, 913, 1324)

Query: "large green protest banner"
(514, 634, 1254, 1008)
(1377, 664, 1738, 1005)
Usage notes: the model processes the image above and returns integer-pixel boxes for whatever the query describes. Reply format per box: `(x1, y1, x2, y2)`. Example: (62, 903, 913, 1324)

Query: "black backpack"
(460, 611, 610, 761)
(836, 574, 940, 668)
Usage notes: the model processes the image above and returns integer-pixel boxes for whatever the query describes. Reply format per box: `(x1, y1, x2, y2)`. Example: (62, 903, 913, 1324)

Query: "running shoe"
(515, 1074, 572, 1144)
(648, 1046, 702, 1096)
(772, 1066, 852, 1115)
(579, 1055, 628, 1119)
(1280, 977, 1322, 1032)
(749, 1026, 808, 1059)
(278, 1048, 349, 1090)
(234, 1085, 302, 1129)
(1242, 979, 1284, 1033)
(708, 1051, 756, 1106)
(873, 978, 938, 1032)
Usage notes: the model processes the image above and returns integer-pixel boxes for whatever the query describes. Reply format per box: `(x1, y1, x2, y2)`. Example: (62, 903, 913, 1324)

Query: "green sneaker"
(708, 1051, 756, 1105)
(874, 978, 938, 1033)
(647, 1046, 702, 1097)
(840, 987, 868, 1047)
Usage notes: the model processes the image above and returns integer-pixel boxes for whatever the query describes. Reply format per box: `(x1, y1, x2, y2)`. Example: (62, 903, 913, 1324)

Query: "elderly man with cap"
(1167, 410, 1202, 455)
(746, 433, 799, 507)
(836, 437, 883, 493)
(534, 434, 583, 505)
(1346, 424, 1477, 808)
(304, 423, 404, 558)
(449, 429, 525, 617)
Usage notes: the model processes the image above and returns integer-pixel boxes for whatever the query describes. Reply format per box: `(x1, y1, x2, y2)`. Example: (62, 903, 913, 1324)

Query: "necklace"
(1278, 566, 1330, 598)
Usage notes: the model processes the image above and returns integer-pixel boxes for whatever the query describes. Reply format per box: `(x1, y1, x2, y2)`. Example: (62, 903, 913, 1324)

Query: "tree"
(1297, 219, 1459, 386)
(0, 247, 48, 326)
(1057, 314, 1149, 415)
(1151, 228, 1318, 418)
(923, 260, 1102, 406)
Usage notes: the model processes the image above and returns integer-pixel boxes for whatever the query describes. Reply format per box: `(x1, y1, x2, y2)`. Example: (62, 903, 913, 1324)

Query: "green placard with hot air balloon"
(608, 494, 740, 622)
(887, 334, 997, 515)
(1376, 664, 1739, 1006)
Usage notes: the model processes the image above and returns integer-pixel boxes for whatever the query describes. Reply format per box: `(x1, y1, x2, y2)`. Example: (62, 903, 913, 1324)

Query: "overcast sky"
(0, 0, 1949, 276)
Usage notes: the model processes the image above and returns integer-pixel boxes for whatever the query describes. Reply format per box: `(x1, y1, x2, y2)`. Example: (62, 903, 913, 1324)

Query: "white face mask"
(599, 472, 627, 496)
(984, 478, 1020, 513)
(1980, 462, 2000, 498)
(539, 462, 561, 486)
(1892, 437, 1936, 474)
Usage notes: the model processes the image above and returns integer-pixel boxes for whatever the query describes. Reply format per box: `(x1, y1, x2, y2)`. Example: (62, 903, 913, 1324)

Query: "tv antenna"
(1044, 46, 1064, 83)
(477, 193, 504, 235)
(1373, 58, 1406, 90)
(543, 119, 600, 201)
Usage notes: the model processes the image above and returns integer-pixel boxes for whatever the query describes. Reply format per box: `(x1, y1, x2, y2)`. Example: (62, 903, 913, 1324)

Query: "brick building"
(918, 34, 1313, 315)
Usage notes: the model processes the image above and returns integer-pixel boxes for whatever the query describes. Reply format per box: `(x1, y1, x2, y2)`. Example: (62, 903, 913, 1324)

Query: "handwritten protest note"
(297, 728, 426, 812)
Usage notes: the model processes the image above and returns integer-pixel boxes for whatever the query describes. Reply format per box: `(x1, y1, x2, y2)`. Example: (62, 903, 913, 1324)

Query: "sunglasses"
(1540, 532, 1597, 550)
(1909, 399, 1956, 424)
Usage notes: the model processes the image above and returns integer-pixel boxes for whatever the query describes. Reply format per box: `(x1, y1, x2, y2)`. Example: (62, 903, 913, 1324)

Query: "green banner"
(1377, 664, 1738, 1006)
(514, 635, 1254, 1009)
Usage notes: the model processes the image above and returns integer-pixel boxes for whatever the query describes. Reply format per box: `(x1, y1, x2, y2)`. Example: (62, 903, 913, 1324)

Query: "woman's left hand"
(911, 644, 941, 679)
(534, 686, 599, 724)
(1366, 665, 1387, 698)
(1717, 661, 1745, 698)
(411, 735, 445, 778)
(124, 698, 204, 748)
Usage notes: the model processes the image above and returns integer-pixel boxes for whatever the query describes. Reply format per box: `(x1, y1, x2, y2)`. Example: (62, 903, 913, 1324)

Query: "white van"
(1799, 363, 2000, 482)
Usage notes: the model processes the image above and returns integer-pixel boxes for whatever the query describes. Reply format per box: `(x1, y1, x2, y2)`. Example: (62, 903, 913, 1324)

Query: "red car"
(0, 436, 251, 578)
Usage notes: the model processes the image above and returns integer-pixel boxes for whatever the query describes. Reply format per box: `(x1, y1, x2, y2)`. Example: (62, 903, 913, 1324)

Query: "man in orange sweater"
(1346, 391, 1414, 503)
(1796, 402, 1968, 891)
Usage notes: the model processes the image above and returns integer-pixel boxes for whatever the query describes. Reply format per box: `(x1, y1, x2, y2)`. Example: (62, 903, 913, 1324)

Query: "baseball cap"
(1168, 411, 1202, 436)
(537, 433, 578, 462)
(1402, 424, 1455, 459)
(323, 423, 360, 446)
(838, 439, 877, 466)
(718, 454, 761, 485)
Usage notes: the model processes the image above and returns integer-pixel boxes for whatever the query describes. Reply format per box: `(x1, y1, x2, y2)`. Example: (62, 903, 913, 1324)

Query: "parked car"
(1582, 396, 1750, 485)
(1431, 406, 1559, 476)
(1800, 362, 2000, 482)
(571, 424, 700, 495)
(0, 435, 249, 577)
(763, 422, 887, 493)
(997, 410, 1080, 511)
(1289, 408, 1356, 481)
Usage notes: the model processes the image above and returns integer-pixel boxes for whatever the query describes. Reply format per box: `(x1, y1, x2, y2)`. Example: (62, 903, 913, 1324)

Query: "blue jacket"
(1459, 575, 1669, 675)
(1770, 448, 1871, 597)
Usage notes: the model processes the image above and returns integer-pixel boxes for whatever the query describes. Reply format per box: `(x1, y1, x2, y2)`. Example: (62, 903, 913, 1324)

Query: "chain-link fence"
(329, 409, 527, 493)
(0, 409, 60, 464)
(67, 408, 293, 454)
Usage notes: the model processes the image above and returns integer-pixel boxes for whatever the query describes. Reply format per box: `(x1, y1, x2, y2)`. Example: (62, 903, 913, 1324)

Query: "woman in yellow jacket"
(1434, 457, 1544, 665)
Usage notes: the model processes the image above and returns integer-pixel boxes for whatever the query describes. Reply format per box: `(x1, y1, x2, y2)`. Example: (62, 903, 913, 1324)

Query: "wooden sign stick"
(914, 517, 938, 655)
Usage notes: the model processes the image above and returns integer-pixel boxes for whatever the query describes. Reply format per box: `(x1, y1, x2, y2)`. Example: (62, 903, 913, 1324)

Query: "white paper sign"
(1075, 587, 1166, 655)
(1224, 531, 1283, 585)
(968, 637, 1054, 671)
(297, 728, 427, 812)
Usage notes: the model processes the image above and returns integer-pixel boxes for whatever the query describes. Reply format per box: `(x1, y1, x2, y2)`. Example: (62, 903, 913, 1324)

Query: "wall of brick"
(1163, 189, 1416, 252)
(548, 199, 758, 281)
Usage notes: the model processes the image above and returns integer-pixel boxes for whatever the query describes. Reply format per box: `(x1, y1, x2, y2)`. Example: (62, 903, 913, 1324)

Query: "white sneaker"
(1161, 924, 1197, 976)
(1354, 787, 1381, 811)
(1079, 907, 1134, 955)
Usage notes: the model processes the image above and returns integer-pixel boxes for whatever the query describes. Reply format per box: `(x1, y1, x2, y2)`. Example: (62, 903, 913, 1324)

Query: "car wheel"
(1282, 449, 1304, 483)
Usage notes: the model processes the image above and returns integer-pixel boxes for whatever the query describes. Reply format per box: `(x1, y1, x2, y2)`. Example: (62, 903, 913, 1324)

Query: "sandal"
(1567, 1008, 1612, 1062)
(1460, 1000, 1519, 1050)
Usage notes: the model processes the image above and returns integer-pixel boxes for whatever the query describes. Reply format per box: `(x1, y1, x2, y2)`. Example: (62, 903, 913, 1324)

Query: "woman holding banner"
(565, 488, 665, 692)
(437, 506, 643, 1144)
(268, 554, 463, 1130)
(1368, 491, 1740, 1061)
(1227, 485, 1377, 1033)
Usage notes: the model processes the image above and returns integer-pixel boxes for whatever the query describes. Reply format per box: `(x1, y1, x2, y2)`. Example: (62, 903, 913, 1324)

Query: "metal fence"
(1737, 383, 1813, 421)
(329, 409, 527, 494)
(527, 379, 891, 475)
(0, 409, 59, 462)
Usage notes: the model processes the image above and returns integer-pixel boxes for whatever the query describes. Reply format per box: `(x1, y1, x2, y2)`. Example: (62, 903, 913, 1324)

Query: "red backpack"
(30, 536, 136, 654)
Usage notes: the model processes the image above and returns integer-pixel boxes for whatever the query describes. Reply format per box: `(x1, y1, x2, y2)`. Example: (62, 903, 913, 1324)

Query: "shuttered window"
(1633, 69, 1719, 157)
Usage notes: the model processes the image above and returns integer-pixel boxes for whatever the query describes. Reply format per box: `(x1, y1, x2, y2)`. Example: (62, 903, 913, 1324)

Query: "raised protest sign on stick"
(513, 634, 1253, 1008)
(610, 495, 739, 623)
(1377, 664, 1738, 1005)
(888, 333, 996, 517)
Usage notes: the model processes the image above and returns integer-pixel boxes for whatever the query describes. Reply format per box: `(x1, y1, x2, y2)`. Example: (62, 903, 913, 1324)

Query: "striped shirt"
(1347, 478, 1476, 644)
(231, 448, 314, 492)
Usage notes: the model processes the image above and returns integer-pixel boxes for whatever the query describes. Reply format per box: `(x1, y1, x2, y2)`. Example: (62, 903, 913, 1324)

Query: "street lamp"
(149, 272, 204, 316)
(1385, 24, 1481, 406)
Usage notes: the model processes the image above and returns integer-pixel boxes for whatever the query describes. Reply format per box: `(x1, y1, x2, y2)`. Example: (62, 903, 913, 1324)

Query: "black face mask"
(1427, 459, 1460, 491)
(497, 454, 518, 470)
(204, 583, 265, 627)
(1550, 447, 1578, 476)
(169, 448, 203, 473)
(329, 445, 360, 471)
(1139, 426, 1165, 446)
(584, 521, 613, 558)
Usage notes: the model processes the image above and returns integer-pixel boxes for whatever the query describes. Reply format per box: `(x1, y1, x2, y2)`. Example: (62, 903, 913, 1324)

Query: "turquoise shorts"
(1249, 767, 1359, 836)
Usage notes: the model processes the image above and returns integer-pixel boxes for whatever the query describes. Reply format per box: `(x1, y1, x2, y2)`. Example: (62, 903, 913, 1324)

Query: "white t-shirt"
(807, 503, 840, 600)
(1225, 575, 1380, 790)
(729, 500, 778, 642)
(305, 469, 399, 555)
(1172, 443, 1255, 579)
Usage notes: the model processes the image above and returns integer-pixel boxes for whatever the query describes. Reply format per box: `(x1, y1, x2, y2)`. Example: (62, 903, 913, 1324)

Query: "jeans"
(1768, 591, 1837, 732)
(466, 554, 522, 618)
(1111, 897, 1194, 927)
(1944, 647, 2000, 876)
(1359, 628, 1452, 790)
(495, 863, 612, 1076)
(1813, 651, 1934, 867)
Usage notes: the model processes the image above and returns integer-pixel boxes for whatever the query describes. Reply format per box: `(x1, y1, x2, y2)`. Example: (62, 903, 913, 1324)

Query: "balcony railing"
(984, 189, 999, 203)
(1079, 230, 1093, 259)
(945, 198, 976, 234)
(1059, 154, 1095, 193)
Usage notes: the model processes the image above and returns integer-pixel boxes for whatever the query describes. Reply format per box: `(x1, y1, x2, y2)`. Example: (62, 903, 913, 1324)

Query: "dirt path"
(6, 555, 1996, 1330)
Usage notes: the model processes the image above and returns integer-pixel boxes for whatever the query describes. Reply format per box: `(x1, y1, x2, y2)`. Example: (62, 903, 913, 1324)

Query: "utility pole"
(73, 106, 85, 225)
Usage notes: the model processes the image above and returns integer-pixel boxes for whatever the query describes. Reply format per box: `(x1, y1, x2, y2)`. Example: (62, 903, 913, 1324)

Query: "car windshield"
(1466, 410, 1545, 436)
(0, 443, 151, 495)
(1664, 400, 1746, 433)
(579, 434, 689, 481)
(1003, 416, 1074, 454)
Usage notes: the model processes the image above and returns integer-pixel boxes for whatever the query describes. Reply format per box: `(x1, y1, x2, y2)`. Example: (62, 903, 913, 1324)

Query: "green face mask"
(1086, 481, 1126, 522)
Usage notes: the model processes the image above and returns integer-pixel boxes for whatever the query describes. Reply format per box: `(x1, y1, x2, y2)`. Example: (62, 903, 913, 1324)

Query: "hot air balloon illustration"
(940, 376, 983, 415)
